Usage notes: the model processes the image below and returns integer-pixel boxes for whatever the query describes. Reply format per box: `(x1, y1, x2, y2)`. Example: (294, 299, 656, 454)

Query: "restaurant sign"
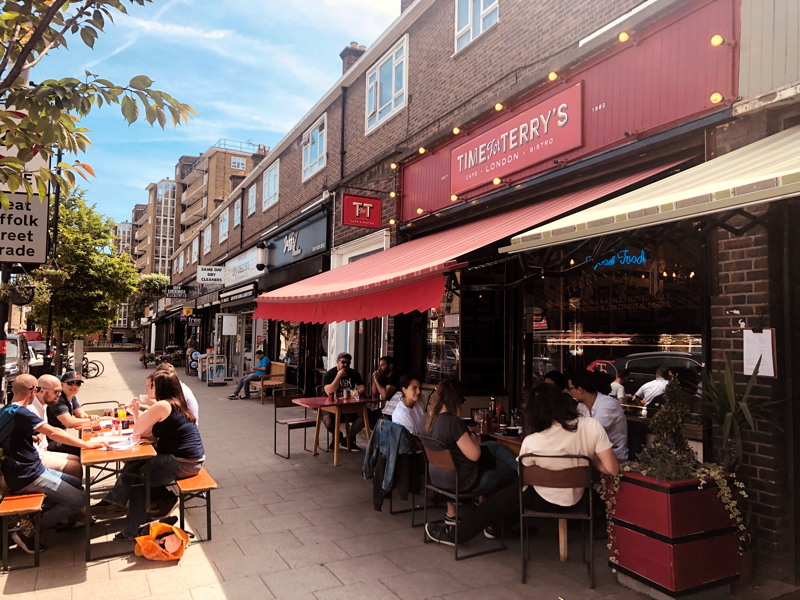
(450, 82, 583, 196)
(342, 194, 382, 229)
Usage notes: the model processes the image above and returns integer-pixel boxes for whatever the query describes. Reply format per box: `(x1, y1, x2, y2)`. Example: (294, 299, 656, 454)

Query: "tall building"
(114, 221, 132, 255)
(134, 181, 177, 276)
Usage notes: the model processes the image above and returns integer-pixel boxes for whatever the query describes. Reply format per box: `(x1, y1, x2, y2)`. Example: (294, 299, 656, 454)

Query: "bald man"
(1, 374, 106, 553)
(30, 374, 82, 478)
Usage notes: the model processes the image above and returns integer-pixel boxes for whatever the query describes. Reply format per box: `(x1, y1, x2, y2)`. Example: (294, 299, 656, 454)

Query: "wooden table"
(488, 431, 524, 455)
(292, 396, 373, 466)
(81, 440, 157, 560)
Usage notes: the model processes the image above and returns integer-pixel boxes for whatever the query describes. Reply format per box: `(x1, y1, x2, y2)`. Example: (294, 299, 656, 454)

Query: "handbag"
(134, 520, 192, 561)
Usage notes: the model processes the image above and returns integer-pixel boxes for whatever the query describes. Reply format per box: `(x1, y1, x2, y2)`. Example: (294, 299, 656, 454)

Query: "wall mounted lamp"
(256, 241, 267, 271)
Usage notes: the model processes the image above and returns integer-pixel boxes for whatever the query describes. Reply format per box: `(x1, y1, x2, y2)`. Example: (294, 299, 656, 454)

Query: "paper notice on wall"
(743, 328, 776, 377)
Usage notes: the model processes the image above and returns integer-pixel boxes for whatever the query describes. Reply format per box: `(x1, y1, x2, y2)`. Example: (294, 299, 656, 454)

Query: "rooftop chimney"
(340, 41, 366, 74)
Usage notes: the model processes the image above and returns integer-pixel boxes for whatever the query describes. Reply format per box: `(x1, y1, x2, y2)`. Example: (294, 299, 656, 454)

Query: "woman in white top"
(426, 384, 618, 545)
(391, 373, 426, 435)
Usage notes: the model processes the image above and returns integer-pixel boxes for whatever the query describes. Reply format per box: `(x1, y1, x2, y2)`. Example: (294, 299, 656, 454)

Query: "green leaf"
(121, 95, 138, 124)
(80, 26, 97, 48)
(129, 75, 154, 90)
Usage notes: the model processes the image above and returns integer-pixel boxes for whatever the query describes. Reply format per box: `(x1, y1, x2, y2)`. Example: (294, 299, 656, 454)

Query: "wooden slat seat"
(248, 361, 287, 404)
(274, 388, 315, 459)
(1, 493, 45, 571)
(177, 468, 218, 541)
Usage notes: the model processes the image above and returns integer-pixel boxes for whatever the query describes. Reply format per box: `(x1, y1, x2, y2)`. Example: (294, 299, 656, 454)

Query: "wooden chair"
(176, 467, 218, 542)
(0, 493, 45, 571)
(248, 361, 287, 404)
(517, 453, 594, 587)
(273, 387, 316, 459)
(417, 434, 506, 560)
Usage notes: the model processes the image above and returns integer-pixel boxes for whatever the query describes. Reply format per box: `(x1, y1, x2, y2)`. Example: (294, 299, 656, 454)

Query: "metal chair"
(417, 434, 506, 560)
(273, 387, 315, 459)
(517, 453, 594, 587)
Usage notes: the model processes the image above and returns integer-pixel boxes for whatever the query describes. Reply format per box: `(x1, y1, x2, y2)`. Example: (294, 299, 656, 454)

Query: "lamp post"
(43, 147, 63, 374)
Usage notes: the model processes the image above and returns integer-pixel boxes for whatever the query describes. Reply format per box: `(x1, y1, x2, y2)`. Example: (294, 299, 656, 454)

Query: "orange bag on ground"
(134, 521, 191, 561)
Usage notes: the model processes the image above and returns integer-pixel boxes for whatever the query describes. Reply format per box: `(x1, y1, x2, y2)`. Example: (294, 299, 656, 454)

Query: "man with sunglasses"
(28, 374, 82, 478)
(45, 371, 97, 456)
(322, 352, 366, 451)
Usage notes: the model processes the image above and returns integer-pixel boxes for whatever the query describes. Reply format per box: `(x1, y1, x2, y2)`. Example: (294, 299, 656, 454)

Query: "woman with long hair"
(426, 383, 619, 545)
(391, 373, 425, 434)
(423, 379, 518, 545)
(94, 370, 205, 540)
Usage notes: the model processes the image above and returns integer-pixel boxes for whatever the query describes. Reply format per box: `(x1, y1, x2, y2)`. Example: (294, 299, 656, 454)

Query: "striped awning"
(500, 126, 800, 254)
(254, 166, 669, 324)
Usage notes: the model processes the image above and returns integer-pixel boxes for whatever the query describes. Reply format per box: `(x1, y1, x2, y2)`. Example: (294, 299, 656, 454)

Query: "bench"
(249, 361, 287, 405)
(273, 388, 316, 459)
(176, 468, 218, 542)
(0, 493, 45, 571)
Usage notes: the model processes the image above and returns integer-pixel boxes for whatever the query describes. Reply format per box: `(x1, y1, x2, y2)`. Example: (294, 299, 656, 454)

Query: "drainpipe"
(340, 86, 347, 181)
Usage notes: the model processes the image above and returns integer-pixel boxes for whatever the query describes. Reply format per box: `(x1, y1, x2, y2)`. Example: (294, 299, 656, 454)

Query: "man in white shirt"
(33, 374, 82, 478)
(633, 367, 669, 406)
(568, 370, 629, 462)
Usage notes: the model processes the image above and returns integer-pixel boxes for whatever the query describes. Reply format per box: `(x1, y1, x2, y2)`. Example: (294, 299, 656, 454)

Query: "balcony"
(134, 255, 148, 271)
(134, 226, 149, 242)
(181, 156, 208, 187)
(135, 210, 150, 227)
(180, 198, 206, 226)
(179, 221, 203, 245)
(181, 177, 208, 206)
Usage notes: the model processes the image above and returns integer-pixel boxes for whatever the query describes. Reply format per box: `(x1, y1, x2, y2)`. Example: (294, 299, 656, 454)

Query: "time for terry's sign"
(450, 82, 583, 196)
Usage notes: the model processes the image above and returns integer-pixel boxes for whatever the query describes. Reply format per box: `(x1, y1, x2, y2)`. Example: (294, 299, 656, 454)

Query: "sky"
(33, 0, 400, 224)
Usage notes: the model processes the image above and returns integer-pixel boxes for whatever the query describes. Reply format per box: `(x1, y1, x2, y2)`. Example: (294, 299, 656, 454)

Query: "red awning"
(254, 166, 669, 323)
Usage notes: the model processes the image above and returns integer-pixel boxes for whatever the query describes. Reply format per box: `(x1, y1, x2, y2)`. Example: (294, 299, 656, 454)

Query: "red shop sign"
(342, 194, 382, 229)
(450, 82, 583, 196)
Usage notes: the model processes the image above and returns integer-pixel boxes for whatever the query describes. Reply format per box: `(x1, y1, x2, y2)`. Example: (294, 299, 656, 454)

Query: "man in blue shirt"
(228, 350, 271, 399)
(2, 374, 107, 553)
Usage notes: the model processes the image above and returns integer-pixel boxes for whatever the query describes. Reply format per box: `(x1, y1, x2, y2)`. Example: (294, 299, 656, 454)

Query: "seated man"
(323, 352, 366, 451)
(228, 350, 270, 399)
(46, 371, 96, 455)
(568, 370, 629, 461)
(633, 366, 669, 406)
(2, 374, 106, 553)
(31, 374, 82, 478)
(368, 355, 399, 429)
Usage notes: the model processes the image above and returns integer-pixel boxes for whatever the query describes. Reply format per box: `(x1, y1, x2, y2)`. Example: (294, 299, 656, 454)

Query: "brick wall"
(710, 114, 790, 578)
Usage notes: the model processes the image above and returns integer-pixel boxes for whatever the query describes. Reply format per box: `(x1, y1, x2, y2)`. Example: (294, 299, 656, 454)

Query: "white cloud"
(123, 18, 232, 40)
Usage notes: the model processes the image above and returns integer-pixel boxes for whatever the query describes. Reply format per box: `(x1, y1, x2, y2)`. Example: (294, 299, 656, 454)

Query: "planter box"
(609, 472, 739, 597)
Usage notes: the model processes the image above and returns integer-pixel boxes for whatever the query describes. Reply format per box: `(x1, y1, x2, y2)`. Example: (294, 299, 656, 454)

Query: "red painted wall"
(401, 0, 737, 221)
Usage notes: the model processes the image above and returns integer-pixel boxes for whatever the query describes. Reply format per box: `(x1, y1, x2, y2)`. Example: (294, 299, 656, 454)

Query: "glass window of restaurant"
(519, 237, 705, 398)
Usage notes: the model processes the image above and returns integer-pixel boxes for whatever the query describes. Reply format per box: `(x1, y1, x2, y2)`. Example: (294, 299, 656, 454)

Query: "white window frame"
(247, 185, 257, 216)
(192, 238, 199, 263)
(178, 252, 184, 273)
(203, 226, 211, 255)
(231, 156, 246, 170)
(263, 160, 279, 210)
(366, 35, 408, 133)
(455, 0, 499, 53)
(301, 114, 327, 181)
(233, 198, 241, 227)
(219, 208, 229, 243)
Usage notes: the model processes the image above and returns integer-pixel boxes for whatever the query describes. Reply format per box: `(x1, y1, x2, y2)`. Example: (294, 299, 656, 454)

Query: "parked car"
(614, 351, 702, 396)
(29, 340, 49, 359)
(28, 346, 46, 378)
(3, 333, 31, 402)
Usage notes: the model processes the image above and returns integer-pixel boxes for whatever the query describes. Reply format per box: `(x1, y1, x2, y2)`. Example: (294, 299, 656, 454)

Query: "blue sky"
(34, 0, 399, 223)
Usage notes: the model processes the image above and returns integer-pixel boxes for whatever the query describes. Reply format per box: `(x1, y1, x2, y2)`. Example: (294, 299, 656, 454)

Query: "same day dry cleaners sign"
(450, 83, 583, 196)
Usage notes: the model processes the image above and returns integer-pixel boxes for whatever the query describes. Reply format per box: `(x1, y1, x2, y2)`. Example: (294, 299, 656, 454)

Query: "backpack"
(0, 403, 22, 446)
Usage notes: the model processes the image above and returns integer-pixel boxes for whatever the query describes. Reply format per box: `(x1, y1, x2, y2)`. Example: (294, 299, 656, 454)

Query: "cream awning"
(500, 126, 800, 254)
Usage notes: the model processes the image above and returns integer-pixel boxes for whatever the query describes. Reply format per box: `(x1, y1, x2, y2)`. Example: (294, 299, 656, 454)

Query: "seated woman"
(391, 373, 426, 435)
(94, 370, 205, 540)
(426, 383, 619, 544)
(422, 379, 518, 541)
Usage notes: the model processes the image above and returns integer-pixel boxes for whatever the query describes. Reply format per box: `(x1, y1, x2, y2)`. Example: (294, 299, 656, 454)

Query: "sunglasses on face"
(35, 387, 63, 395)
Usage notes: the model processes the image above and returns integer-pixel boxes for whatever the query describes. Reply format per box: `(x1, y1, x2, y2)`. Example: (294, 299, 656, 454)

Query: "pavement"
(2, 351, 798, 600)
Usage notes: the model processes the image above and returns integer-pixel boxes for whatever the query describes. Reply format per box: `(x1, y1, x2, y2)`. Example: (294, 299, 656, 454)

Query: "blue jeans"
(233, 372, 262, 395)
(104, 454, 202, 537)
(19, 468, 84, 530)
(471, 441, 518, 494)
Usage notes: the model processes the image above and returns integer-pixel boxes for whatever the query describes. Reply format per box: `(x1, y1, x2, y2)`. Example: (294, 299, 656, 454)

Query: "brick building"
(142, 0, 800, 584)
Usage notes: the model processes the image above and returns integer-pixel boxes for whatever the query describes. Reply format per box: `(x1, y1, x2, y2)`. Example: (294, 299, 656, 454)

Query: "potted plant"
(601, 375, 746, 597)
(31, 265, 68, 289)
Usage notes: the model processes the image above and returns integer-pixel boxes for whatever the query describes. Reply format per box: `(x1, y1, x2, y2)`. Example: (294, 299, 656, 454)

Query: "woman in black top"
(95, 370, 204, 539)
(423, 379, 517, 523)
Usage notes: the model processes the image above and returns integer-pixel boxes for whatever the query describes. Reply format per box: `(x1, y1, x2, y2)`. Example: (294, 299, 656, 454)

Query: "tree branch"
(1, 0, 74, 92)
(0, 24, 24, 81)
(23, 0, 99, 73)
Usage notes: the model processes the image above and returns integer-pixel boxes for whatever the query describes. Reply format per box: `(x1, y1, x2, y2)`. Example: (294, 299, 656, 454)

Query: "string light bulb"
(494, 102, 504, 111)
(492, 177, 502, 185)
(709, 92, 724, 104)
(548, 71, 558, 81)
(450, 194, 458, 202)
(618, 31, 630, 43)
(390, 162, 398, 170)
(418, 147, 426, 154)
(389, 191, 397, 198)
(416, 207, 424, 215)
(389, 218, 396, 225)
(452, 126, 461, 135)
(710, 34, 725, 47)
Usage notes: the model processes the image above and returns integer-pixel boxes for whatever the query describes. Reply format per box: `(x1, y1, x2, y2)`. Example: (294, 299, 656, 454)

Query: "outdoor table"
(81, 430, 156, 561)
(292, 396, 373, 466)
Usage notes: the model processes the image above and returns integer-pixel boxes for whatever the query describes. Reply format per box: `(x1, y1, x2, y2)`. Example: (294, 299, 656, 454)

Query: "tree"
(0, 0, 195, 207)
(29, 189, 138, 336)
(128, 272, 169, 328)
